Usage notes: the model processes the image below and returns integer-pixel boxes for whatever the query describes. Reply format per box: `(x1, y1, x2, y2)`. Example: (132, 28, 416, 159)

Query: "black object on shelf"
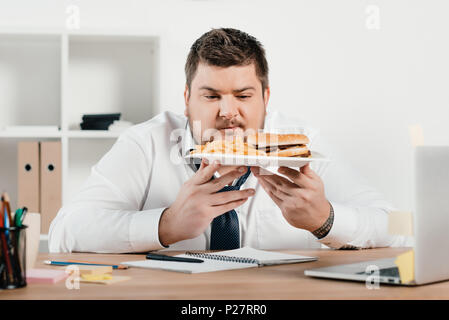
(80, 113, 121, 130)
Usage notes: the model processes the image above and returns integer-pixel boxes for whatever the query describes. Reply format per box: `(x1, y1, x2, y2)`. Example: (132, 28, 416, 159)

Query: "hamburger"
(247, 132, 311, 157)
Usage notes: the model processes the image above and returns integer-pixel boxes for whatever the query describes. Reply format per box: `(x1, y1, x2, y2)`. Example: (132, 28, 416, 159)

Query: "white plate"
(185, 151, 330, 168)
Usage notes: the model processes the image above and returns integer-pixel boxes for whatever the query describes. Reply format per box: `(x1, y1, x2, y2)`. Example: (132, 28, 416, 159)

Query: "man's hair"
(185, 28, 269, 93)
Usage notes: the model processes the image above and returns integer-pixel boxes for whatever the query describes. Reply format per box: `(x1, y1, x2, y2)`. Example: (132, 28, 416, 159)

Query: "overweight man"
(49, 28, 406, 253)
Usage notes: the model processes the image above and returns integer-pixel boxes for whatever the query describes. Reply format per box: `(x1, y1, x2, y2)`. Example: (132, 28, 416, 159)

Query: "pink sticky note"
(26, 268, 68, 284)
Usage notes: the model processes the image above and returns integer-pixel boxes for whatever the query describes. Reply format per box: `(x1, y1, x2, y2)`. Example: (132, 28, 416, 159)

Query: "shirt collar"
(183, 119, 197, 156)
(180, 119, 202, 172)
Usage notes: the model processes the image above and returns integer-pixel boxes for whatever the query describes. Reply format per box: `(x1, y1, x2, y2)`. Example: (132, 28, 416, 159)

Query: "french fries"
(190, 136, 266, 156)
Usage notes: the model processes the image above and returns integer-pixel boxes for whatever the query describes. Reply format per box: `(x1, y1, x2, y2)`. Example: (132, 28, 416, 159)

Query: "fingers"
(253, 167, 297, 193)
(193, 159, 220, 184)
(210, 197, 249, 218)
(209, 189, 255, 206)
(278, 166, 314, 188)
(198, 157, 209, 170)
(300, 163, 317, 178)
(257, 177, 284, 207)
(250, 166, 260, 176)
(263, 173, 297, 190)
(207, 166, 248, 192)
(252, 166, 298, 196)
(257, 176, 291, 198)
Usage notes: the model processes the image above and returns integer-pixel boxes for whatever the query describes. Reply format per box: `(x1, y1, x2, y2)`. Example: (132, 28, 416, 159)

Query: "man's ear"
(184, 84, 190, 117)
(263, 86, 270, 109)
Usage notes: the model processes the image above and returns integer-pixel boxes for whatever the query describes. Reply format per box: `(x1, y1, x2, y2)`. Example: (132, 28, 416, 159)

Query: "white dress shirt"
(48, 110, 410, 253)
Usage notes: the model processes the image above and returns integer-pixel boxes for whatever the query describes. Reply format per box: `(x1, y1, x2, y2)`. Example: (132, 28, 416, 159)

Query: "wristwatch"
(311, 202, 334, 239)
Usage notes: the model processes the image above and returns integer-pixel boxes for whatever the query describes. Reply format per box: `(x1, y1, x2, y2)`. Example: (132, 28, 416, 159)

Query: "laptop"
(305, 146, 449, 286)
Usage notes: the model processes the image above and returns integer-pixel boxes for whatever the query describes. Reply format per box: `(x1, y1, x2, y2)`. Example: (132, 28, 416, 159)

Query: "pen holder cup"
(0, 225, 27, 290)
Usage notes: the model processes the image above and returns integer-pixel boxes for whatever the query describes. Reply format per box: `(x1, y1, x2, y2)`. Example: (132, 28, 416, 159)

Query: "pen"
(44, 260, 128, 269)
(1, 193, 13, 227)
(14, 207, 27, 227)
(0, 197, 14, 283)
(21, 207, 28, 225)
(14, 209, 23, 227)
(14, 207, 27, 260)
(146, 253, 204, 263)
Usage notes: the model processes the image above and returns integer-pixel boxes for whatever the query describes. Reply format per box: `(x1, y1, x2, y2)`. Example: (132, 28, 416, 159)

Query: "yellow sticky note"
(81, 273, 112, 281)
(395, 249, 414, 284)
(80, 275, 131, 285)
(76, 265, 113, 276)
(408, 124, 424, 147)
(388, 211, 413, 236)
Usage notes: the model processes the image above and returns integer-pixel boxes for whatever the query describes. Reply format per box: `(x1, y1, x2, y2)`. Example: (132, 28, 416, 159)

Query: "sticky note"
(74, 265, 113, 276)
(26, 268, 68, 284)
(80, 275, 131, 285)
(81, 273, 112, 281)
(388, 211, 413, 236)
(395, 250, 414, 284)
(408, 124, 424, 147)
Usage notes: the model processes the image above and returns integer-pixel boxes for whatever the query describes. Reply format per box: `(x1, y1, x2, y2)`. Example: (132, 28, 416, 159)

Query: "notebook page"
(208, 247, 317, 266)
(121, 257, 256, 274)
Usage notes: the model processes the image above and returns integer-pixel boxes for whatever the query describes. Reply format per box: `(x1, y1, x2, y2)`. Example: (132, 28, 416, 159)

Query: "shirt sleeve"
(48, 129, 167, 253)
(310, 138, 414, 250)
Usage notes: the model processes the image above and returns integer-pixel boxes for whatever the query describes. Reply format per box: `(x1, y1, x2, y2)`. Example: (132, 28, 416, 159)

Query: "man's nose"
(218, 95, 239, 119)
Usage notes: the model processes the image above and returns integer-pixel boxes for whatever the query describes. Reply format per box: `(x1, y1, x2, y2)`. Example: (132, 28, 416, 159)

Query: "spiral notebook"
(121, 247, 317, 273)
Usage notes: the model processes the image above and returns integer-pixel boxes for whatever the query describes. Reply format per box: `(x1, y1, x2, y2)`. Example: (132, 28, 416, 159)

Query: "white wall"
(1, 0, 448, 211)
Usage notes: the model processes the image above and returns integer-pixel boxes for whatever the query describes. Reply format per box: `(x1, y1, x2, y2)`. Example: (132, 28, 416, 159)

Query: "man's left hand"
(251, 164, 331, 233)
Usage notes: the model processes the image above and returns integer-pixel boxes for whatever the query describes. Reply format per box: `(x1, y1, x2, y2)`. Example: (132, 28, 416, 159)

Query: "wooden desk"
(1, 247, 447, 299)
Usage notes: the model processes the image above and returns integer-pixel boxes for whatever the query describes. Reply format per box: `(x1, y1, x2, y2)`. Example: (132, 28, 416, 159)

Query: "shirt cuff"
(129, 207, 169, 252)
(316, 202, 359, 249)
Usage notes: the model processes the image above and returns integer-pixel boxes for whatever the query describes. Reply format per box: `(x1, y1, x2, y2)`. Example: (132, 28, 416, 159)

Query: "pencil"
(0, 198, 14, 283)
(44, 260, 129, 270)
(1, 193, 13, 227)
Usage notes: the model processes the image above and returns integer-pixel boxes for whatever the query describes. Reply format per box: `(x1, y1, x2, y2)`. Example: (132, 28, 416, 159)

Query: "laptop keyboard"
(357, 267, 400, 278)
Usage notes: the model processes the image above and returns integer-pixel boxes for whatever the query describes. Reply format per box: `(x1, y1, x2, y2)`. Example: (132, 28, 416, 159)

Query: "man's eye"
(205, 95, 219, 100)
(237, 95, 251, 99)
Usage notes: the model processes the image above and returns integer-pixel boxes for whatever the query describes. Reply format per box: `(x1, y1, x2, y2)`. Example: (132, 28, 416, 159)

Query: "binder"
(17, 142, 40, 213)
(40, 141, 62, 234)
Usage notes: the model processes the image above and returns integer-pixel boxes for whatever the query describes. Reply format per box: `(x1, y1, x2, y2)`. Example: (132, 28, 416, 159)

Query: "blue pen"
(44, 260, 128, 269)
(4, 206, 9, 238)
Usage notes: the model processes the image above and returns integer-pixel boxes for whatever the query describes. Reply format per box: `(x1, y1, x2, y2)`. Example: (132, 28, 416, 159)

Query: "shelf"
(0, 131, 62, 138)
(69, 33, 158, 43)
(66, 35, 158, 130)
(66, 130, 121, 139)
(0, 130, 124, 139)
(0, 30, 160, 234)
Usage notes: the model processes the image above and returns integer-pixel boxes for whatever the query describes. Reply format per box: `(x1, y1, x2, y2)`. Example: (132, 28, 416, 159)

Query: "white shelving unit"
(0, 29, 160, 243)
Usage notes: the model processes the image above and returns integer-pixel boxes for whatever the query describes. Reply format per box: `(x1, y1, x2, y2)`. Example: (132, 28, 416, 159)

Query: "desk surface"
(1, 247, 447, 299)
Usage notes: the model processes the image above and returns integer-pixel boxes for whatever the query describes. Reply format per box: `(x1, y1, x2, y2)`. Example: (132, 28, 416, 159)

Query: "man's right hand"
(158, 159, 255, 247)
